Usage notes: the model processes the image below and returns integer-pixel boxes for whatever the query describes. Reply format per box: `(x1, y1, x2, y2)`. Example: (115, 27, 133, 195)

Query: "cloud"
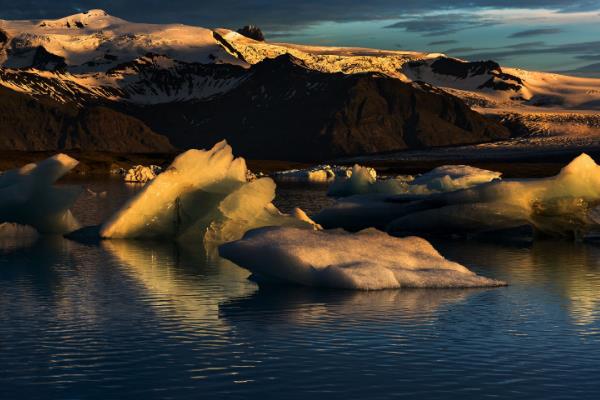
(428, 40, 458, 46)
(384, 13, 497, 36)
(576, 54, 600, 60)
(508, 27, 563, 38)
(456, 40, 600, 61)
(1, 1, 599, 31)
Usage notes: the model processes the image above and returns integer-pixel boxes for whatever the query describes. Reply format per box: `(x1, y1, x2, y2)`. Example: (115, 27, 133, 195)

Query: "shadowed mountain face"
(0, 86, 173, 152)
(125, 55, 509, 160)
(0, 54, 508, 159)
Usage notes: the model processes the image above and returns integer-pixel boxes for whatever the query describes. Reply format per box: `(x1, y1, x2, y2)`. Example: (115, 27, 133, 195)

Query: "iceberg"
(327, 164, 500, 198)
(408, 165, 502, 194)
(0, 154, 81, 234)
(100, 141, 318, 246)
(387, 154, 600, 239)
(273, 164, 368, 183)
(124, 165, 161, 183)
(219, 226, 505, 290)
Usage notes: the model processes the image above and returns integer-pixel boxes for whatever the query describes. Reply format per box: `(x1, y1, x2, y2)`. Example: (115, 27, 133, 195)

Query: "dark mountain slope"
(126, 55, 509, 160)
(0, 86, 173, 152)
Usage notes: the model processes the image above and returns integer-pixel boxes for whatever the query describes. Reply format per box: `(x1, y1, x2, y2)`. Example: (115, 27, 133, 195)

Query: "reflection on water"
(102, 239, 256, 332)
(2, 180, 600, 398)
(436, 239, 600, 327)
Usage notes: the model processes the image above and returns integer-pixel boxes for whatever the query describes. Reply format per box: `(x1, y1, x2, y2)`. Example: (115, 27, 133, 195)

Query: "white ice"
(0, 154, 81, 234)
(100, 141, 318, 246)
(273, 164, 362, 183)
(219, 227, 505, 290)
(388, 153, 600, 239)
(328, 164, 500, 198)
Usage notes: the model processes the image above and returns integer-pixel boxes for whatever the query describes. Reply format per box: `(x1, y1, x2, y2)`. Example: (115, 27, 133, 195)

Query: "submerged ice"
(0, 154, 81, 234)
(100, 141, 318, 246)
(219, 227, 505, 290)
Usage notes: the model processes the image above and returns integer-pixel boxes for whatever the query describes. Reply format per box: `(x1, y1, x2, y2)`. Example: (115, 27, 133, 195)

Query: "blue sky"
(1, 1, 600, 73)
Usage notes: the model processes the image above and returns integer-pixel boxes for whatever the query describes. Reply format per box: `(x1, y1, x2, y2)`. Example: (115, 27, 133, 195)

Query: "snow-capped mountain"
(0, 10, 597, 158)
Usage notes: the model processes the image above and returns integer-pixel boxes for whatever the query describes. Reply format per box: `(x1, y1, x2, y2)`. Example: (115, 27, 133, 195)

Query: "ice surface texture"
(0, 154, 81, 234)
(100, 141, 317, 246)
(219, 227, 505, 290)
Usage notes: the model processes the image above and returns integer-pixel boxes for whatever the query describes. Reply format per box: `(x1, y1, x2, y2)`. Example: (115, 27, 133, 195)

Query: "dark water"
(2, 179, 600, 399)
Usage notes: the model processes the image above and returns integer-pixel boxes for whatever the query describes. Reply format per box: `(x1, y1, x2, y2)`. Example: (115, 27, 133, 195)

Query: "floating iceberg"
(100, 141, 318, 246)
(273, 164, 373, 183)
(219, 227, 505, 290)
(408, 165, 502, 195)
(387, 154, 600, 239)
(124, 165, 162, 183)
(327, 164, 500, 198)
(0, 154, 81, 234)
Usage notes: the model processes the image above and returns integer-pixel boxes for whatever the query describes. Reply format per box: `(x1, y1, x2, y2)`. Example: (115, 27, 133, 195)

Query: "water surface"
(1, 179, 600, 399)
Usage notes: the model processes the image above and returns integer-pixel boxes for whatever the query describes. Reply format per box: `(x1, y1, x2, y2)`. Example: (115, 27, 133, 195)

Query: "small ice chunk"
(408, 165, 502, 194)
(0, 154, 81, 234)
(219, 227, 505, 290)
(273, 164, 366, 183)
(124, 165, 157, 183)
(328, 164, 499, 198)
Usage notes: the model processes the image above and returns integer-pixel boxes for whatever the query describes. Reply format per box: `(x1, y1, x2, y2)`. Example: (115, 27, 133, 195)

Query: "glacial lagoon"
(2, 179, 600, 399)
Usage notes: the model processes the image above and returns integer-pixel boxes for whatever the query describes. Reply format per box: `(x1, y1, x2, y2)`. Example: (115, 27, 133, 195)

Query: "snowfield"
(0, 9, 598, 124)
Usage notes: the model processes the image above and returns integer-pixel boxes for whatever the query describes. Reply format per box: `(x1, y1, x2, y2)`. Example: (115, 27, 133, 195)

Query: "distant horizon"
(1, 1, 599, 74)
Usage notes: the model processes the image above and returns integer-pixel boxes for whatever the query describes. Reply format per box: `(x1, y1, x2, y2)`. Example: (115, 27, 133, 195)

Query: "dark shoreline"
(2, 146, 599, 179)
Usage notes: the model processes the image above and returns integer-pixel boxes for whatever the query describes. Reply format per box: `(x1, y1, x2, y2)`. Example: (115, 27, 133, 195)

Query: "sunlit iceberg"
(219, 226, 505, 290)
(388, 154, 600, 239)
(124, 165, 158, 183)
(100, 141, 318, 245)
(316, 155, 600, 238)
(0, 154, 81, 234)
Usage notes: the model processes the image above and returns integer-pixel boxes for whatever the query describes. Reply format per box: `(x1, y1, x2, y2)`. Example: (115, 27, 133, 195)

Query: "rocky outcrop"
(128, 55, 509, 160)
(237, 25, 265, 41)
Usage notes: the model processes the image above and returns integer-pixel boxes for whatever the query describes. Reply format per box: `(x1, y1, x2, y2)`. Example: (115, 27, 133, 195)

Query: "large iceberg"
(100, 141, 318, 246)
(219, 226, 505, 290)
(388, 154, 600, 239)
(0, 154, 81, 234)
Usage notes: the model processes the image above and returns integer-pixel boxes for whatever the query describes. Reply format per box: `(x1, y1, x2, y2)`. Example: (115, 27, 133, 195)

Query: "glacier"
(219, 227, 505, 290)
(0, 154, 81, 234)
(100, 141, 318, 247)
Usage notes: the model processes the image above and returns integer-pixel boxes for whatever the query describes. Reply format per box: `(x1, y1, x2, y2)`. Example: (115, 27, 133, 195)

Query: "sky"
(1, 1, 600, 73)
